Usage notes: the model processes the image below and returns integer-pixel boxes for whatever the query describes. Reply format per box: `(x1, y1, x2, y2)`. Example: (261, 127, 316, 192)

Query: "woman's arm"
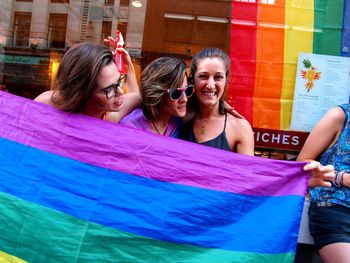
(117, 47, 139, 94)
(104, 37, 139, 94)
(342, 172, 350, 187)
(104, 37, 141, 122)
(298, 107, 344, 162)
(223, 101, 245, 119)
(297, 106, 344, 187)
(115, 47, 141, 120)
(234, 118, 255, 156)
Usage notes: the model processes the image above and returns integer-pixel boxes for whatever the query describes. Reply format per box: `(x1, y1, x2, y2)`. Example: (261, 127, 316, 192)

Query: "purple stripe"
(0, 91, 308, 196)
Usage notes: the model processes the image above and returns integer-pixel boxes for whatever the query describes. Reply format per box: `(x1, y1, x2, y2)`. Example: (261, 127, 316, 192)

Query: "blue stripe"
(0, 138, 304, 254)
(342, 0, 350, 57)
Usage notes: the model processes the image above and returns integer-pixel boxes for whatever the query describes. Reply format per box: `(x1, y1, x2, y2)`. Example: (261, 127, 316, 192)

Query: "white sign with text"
(291, 53, 350, 132)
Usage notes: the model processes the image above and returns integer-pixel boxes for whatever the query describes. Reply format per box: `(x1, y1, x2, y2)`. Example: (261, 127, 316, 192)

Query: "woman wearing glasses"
(34, 42, 140, 122)
(120, 57, 192, 137)
(179, 48, 254, 155)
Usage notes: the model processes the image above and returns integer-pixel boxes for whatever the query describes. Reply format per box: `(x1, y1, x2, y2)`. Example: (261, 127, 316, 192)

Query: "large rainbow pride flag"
(228, 0, 350, 130)
(0, 91, 309, 262)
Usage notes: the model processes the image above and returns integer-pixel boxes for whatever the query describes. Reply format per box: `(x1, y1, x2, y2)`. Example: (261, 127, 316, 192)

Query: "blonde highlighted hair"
(141, 57, 188, 120)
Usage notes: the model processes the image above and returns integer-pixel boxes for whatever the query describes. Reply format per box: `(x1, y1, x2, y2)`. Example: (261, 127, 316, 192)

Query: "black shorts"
(309, 203, 350, 250)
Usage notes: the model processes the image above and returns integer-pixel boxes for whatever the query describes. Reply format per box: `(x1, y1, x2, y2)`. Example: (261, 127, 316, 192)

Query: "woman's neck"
(149, 112, 172, 135)
(198, 103, 220, 119)
(80, 106, 106, 120)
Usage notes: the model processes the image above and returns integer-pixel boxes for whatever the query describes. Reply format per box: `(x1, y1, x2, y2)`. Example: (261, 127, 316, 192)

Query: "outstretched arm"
(297, 107, 344, 187)
(117, 47, 139, 94)
(117, 48, 140, 120)
(104, 36, 139, 94)
(104, 37, 141, 122)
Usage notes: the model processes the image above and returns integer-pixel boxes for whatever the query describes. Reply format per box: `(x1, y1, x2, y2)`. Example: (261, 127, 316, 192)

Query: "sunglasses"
(99, 74, 127, 99)
(167, 84, 194, 101)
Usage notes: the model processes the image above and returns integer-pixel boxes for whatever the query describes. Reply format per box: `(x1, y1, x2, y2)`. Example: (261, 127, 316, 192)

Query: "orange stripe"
(253, 1, 285, 129)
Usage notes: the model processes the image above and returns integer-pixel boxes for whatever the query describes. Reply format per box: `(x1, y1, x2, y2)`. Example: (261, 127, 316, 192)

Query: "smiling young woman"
(179, 48, 254, 155)
(120, 56, 190, 137)
(34, 42, 140, 122)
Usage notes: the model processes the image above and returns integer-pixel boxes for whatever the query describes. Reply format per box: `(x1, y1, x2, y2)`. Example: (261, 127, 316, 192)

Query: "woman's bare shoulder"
(226, 113, 254, 155)
(34, 90, 55, 106)
(326, 106, 346, 123)
(227, 114, 252, 132)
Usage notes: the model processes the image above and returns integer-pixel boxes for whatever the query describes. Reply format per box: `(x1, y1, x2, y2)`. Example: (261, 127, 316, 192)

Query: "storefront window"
(13, 12, 31, 47)
(101, 21, 112, 43)
(121, 0, 130, 5)
(48, 14, 67, 49)
(104, 0, 114, 5)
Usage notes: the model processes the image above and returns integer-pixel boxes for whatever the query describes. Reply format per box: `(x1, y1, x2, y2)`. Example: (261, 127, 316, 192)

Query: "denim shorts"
(309, 203, 350, 250)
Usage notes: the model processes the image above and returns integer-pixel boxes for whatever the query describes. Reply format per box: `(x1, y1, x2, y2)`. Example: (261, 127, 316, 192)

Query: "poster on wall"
(290, 53, 350, 132)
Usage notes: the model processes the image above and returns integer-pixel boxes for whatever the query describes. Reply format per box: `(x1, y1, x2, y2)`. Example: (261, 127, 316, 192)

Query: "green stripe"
(0, 192, 294, 263)
(313, 0, 344, 55)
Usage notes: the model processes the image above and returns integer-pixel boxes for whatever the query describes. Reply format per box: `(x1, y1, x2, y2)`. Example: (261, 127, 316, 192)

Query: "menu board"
(291, 53, 350, 132)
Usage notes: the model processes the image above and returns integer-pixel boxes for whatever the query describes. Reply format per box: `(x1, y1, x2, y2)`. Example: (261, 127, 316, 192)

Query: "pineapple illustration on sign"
(300, 59, 321, 92)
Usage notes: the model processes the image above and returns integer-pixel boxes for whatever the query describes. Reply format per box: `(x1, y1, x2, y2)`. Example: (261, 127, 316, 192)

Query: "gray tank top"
(180, 112, 231, 151)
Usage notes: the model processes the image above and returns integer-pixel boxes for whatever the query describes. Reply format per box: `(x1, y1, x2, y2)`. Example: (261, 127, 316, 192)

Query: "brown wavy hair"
(141, 57, 188, 120)
(52, 42, 114, 112)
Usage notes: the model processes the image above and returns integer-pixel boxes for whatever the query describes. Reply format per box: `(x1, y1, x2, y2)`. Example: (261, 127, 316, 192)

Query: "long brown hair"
(52, 42, 114, 112)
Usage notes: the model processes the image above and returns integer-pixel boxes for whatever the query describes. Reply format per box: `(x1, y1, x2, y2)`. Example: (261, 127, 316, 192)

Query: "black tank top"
(179, 112, 231, 151)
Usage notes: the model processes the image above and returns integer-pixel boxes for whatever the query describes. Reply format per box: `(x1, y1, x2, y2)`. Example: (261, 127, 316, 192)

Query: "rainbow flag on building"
(228, 0, 350, 130)
(0, 91, 308, 262)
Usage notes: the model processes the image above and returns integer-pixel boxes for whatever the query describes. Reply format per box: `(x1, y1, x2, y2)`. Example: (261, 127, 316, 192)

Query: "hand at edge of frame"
(304, 161, 335, 188)
(224, 101, 245, 119)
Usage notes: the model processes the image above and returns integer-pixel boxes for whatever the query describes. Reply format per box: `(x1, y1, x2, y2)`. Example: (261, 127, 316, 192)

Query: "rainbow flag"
(228, 0, 349, 130)
(0, 91, 308, 262)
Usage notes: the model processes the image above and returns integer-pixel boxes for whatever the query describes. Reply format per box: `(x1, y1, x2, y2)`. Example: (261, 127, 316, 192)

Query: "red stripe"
(227, 2, 258, 123)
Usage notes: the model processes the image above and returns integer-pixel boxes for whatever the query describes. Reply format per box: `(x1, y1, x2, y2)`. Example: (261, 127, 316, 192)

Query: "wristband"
(335, 171, 345, 187)
(342, 172, 348, 187)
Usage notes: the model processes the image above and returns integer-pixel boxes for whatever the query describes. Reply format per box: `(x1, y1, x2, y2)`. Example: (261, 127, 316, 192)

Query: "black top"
(179, 112, 231, 151)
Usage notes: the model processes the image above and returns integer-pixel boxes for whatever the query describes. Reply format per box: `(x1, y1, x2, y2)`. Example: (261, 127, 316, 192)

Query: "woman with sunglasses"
(34, 42, 140, 122)
(120, 57, 192, 137)
(179, 48, 254, 155)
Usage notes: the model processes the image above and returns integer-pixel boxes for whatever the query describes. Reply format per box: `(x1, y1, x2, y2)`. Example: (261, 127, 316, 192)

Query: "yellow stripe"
(281, 0, 314, 129)
(0, 251, 27, 263)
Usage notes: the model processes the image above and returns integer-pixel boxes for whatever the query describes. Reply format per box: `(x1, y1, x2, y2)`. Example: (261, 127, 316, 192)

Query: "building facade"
(0, 0, 231, 98)
(0, 0, 138, 97)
